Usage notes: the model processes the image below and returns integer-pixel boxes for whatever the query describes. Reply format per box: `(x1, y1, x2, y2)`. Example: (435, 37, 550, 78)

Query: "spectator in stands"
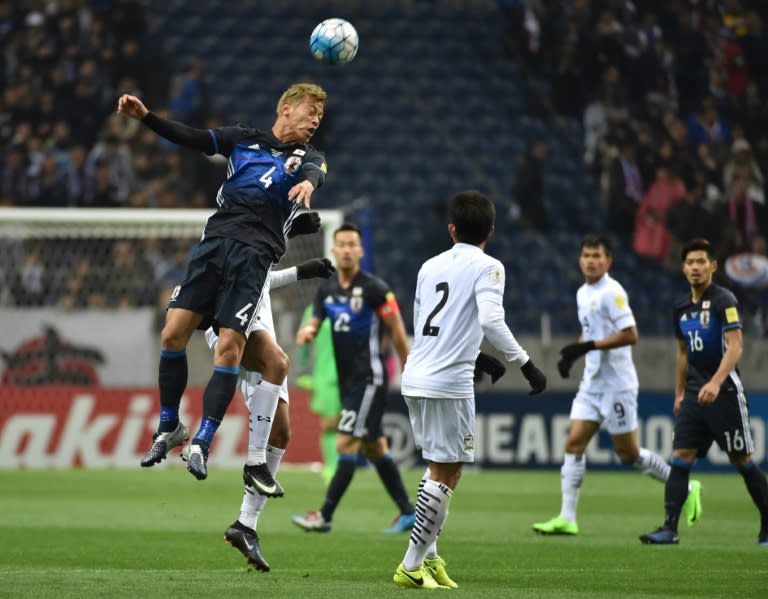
(514, 140, 548, 231)
(633, 165, 687, 264)
(12, 247, 46, 306)
(169, 58, 209, 127)
(723, 139, 765, 206)
(686, 96, 731, 151)
(666, 171, 723, 252)
(1, 144, 31, 205)
(607, 138, 643, 233)
(104, 240, 156, 308)
(83, 133, 133, 206)
(724, 171, 764, 248)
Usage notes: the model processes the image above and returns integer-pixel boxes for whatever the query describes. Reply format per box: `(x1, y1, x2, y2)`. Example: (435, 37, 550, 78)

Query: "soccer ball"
(309, 18, 359, 65)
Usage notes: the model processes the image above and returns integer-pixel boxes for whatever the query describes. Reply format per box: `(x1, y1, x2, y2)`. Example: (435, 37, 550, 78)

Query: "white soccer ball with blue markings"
(309, 18, 358, 65)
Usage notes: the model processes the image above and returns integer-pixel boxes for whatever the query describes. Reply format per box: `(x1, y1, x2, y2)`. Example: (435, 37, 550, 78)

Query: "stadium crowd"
(2, 0, 768, 334)
(505, 0, 768, 334)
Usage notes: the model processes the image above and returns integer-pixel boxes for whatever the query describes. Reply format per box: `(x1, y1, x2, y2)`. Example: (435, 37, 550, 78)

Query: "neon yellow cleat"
(393, 563, 445, 589)
(532, 515, 579, 535)
(424, 556, 458, 589)
(682, 479, 702, 527)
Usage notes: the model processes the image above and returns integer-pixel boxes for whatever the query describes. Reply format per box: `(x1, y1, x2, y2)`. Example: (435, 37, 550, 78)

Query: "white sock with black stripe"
(403, 478, 452, 572)
(634, 447, 670, 482)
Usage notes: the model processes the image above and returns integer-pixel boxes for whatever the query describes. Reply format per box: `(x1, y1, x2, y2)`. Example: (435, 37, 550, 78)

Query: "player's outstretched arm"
(117, 94, 214, 153)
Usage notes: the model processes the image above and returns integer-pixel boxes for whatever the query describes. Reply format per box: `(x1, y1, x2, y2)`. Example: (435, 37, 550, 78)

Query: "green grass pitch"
(1, 467, 764, 598)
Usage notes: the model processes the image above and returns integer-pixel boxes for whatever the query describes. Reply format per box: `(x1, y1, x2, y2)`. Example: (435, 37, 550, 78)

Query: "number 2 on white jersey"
(423, 282, 449, 337)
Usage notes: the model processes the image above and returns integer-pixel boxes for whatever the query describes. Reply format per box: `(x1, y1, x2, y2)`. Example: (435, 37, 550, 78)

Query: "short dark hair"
(449, 190, 495, 245)
(579, 234, 612, 256)
(681, 238, 715, 261)
(333, 222, 361, 239)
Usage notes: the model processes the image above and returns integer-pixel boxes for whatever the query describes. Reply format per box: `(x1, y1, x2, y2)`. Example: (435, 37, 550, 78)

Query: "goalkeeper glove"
(474, 352, 506, 384)
(521, 359, 546, 395)
(296, 258, 335, 280)
(287, 211, 321, 238)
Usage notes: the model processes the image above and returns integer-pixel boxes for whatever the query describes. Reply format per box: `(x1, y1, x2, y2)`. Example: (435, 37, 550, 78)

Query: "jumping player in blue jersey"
(640, 238, 768, 546)
(291, 223, 417, 534)
(117, 83, 328, 481)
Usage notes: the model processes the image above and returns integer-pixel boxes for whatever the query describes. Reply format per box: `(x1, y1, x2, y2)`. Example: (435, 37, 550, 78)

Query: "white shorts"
(569, 388, 638, 435)
(246, 291, 274, 337)
(404, 396, 475, 463)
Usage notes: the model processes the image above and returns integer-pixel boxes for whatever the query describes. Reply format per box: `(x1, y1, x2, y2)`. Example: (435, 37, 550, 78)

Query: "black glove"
(559, 341, 596, 362)
(557, 357, 573, 379)
(521, 359, 546, 395)
(287, 211, 321, 238)
(474, 352, 506, 384)
(557, 341, 595, 379)
(296, 258, 335, 280)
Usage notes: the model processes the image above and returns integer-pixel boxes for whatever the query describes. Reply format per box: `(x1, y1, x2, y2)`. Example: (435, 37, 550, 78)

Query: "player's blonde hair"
(276, 83, 327, 115)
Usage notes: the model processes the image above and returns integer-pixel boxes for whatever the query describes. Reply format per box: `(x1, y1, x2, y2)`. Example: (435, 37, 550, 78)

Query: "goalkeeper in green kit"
(296, 304, 342, 485)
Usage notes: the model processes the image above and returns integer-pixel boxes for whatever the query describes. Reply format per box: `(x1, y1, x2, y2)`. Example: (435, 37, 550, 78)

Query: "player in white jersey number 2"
(532, 234, 702, 537)
(392, 190, 547, 590)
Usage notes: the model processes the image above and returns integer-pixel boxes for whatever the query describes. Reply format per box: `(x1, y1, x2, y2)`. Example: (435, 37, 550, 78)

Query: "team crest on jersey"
(463, 433, 475, 452)
(350, 287, 364, 312)
(700, 310, 710, 326)
(284, 155, 302, 174)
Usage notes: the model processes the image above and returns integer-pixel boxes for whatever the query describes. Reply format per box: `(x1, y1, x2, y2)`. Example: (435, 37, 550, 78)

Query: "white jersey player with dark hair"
(532, 234, 702, 537)
(206, 255, 335, 572)
(392, 189, 547, 590)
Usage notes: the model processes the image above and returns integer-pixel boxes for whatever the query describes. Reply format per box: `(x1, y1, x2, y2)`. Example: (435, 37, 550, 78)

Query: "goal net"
(0, 207, 343, 387)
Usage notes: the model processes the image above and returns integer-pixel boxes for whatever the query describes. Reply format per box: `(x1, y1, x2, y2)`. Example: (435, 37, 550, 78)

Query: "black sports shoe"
(225, 521, 270, 572)
(759, 527, 768, 546)
(181, 442, 208, 480)
(639, 526, 679, 544)
(140, 422, 189, 467)
(243, 463, 285, 497)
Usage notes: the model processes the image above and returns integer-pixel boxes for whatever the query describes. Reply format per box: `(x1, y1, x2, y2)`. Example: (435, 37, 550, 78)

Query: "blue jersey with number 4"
(202, 126, 326, 260)
(673, 283, 742, 390)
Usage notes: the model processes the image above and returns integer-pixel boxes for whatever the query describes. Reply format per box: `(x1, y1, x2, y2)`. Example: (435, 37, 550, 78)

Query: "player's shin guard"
(158, 349, 188, 432)
(663, 457, 692, 532)
(403, 479, 452, 572)
(560, 453, 585, 522)
(635, 447, 671, 482)
(738, 460, 768, 526)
